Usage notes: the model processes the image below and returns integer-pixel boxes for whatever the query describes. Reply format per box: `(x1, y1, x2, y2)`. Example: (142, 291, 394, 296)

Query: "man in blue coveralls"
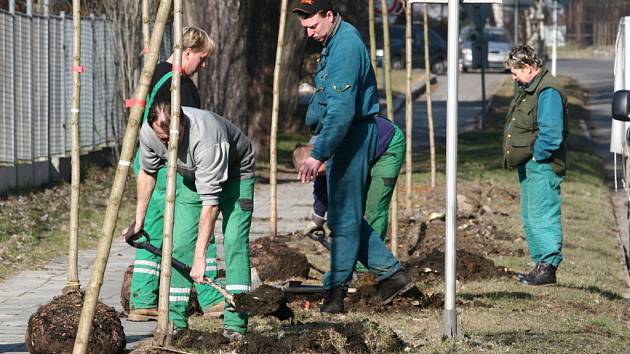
(293, 0, 414, 313)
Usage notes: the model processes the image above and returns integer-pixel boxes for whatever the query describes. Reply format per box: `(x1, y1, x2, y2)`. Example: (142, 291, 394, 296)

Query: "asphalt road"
(394, 69, 508, 151)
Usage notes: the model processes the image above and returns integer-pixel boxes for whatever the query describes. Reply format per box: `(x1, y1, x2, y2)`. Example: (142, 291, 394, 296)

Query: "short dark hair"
(147, 100, 186, 132)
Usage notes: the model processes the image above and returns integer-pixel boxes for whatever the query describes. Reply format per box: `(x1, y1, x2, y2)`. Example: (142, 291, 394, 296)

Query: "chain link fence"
(0, 9, 173, 167)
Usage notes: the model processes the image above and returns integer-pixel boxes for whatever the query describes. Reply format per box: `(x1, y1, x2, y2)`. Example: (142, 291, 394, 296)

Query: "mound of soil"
(234, 284, 293, 320)
(406, 248, 513, 281)
(234, 321, 406, 354)
(120, 265, 202, 316)
(26, 288, 125, 354)
(250, 237, 310, 282)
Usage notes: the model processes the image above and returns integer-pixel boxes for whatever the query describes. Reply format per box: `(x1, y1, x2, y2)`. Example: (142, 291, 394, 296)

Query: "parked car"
(375, 24, 448, 75)
(460, 26, 513, 72)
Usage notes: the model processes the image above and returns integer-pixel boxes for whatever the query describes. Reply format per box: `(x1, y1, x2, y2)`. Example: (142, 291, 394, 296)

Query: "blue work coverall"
(305, 18, 402, 290)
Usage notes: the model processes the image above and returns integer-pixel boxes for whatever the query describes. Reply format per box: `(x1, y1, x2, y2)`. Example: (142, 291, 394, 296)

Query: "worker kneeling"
(127, 101, 255, 341)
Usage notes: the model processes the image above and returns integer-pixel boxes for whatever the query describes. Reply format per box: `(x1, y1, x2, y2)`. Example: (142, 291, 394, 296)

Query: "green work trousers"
(129, 160, 224, 329)
(355, 126, 405, 272)
(517, 159, 564, 268)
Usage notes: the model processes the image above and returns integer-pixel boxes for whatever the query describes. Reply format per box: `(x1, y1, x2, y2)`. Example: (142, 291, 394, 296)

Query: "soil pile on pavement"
(250, 237, 310, 281)
(120, 265, 202, 316)
(26, 288, 125, 354)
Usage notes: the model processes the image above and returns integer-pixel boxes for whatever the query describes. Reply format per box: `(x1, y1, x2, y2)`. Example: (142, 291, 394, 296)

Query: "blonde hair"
(182, 26, 215, 56)
(505, 45, 543, 69)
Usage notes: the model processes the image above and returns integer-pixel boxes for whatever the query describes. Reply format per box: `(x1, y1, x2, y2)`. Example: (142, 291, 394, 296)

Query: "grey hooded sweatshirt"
(139, 106, 255, 206)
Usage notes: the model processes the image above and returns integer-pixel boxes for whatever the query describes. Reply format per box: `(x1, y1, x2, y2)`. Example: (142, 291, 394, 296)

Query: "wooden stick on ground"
(380, 0, 399, 257)
(72, 1, 173, 353)
(270, 0, 289, 238)
(153, 0, 183, 346)
(405, 0, 414, 213)
(66, 0, 81, 291)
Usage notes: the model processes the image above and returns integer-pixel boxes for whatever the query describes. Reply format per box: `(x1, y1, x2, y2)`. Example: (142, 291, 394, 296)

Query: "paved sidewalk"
(0, 181, 313, 353)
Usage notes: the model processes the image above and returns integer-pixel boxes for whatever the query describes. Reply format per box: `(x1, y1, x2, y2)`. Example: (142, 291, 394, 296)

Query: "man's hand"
(190, 256, 206, 284)
(298, 157, 323, 183)
(121, 221, 143, 241)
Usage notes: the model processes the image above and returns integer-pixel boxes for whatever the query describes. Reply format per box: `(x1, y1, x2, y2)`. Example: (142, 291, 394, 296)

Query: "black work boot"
(515, 263, 541, 281)
(518, 262, 556, 286)
(320, 287, 348, 314)
(378, 269, 414, 305)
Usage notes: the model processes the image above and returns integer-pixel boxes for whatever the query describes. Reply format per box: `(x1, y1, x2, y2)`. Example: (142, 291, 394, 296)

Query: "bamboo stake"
(380, 0, 398, 257)
(66, 0, 81, 290)
(368, 0, 377, 70)
(270, 0, 288, 239)
(424, 4, 436, 188)
(404, 0, 413, 213)
(153, 0, 183, 346)
(142, 0, 150, 61)
(72, 1, 173, 353)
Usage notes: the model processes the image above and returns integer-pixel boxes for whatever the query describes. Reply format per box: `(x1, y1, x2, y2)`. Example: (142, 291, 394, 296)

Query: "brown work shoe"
(128, 308, 159, 322)
(203, 303, 224, 319)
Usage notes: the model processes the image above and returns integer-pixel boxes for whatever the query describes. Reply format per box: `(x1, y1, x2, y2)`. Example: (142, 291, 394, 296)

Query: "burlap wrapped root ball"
(26, 288, 125, 354)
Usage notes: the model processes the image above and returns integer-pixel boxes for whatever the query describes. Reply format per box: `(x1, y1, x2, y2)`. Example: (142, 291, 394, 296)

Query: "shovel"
(124, 224, 236, 306)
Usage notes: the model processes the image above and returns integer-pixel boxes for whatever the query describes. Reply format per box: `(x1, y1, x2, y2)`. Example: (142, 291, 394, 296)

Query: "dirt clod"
(26, 288, 125, 354)
(234, 284, 293, 320)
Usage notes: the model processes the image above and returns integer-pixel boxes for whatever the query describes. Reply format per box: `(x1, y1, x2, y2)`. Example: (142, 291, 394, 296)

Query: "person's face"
(299, 11, 335, 43)
(510, 64, 538, 85)
(182, 48, 208, 76)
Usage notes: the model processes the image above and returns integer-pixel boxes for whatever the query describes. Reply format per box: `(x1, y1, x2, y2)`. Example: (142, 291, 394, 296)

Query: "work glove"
(303, 212, 327, 235)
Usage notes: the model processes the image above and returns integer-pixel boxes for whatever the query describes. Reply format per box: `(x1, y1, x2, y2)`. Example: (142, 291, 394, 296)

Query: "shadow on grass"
(460, 291, 533, 302)
(557, 283, 623, 301)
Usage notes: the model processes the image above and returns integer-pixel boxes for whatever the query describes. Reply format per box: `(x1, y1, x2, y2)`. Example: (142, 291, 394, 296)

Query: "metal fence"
(0, 9, 120, 165)
(0, 7, 175, 168)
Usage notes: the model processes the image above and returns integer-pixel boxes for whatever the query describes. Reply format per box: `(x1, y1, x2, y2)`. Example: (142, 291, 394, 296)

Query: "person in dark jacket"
(503, 45, 568, 286)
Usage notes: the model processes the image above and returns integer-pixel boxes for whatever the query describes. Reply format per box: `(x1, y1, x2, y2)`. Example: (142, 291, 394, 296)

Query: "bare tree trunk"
(72, 1, 172, 353)
(270, 0, 288, 238)
(404, 1, 413, 212)
(380, 0, 398, 257)
(424, 4, 436, 189)
(67, 0, 81, 290)
(195, 0, 249, 130)
(278, 14, 308, 133)
(154, 0, 182, 345)
(369, 0, 377, 70)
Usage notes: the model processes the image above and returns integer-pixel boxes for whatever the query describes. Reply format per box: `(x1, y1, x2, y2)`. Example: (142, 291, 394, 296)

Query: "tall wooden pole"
(142, 0, 150, 60)
(404, 1, 413, 212)
(424, 4, 436, 188)
(368, 0, 377, 70)
(67, 0, 81, 290)
(380, 0, 398, 257)
(72, 1, 173, 353)
(153, 0, 182, 346)
(269, 0, 289, 238)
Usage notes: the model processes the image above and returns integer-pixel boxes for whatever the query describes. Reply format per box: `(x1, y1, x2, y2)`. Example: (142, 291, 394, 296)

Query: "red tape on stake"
(125, 99, 146, 108)
(143, 47, 150, 54)
(172, 65, 185, 74)
(72, 66, 85, 73)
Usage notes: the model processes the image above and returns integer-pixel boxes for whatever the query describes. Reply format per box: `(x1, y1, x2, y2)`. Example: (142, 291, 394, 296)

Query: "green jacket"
(305, 17, 380, 162)
(502, 67, 568, 175)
